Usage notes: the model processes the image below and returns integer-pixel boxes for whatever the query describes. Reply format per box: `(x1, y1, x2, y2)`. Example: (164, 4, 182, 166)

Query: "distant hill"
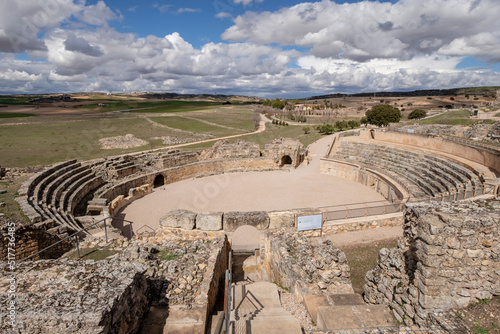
(305, 87, 499, 101)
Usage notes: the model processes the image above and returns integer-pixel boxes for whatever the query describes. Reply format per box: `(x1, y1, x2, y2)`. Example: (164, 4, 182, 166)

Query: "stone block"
(268, 211, 295, 229)
(160, 210, 196, 230)
(196, 212, 223, 231)
(223, 211, 269, 232)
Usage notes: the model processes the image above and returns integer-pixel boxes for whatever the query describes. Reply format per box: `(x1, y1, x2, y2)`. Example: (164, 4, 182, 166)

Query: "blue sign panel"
(297, 214, 323, 231)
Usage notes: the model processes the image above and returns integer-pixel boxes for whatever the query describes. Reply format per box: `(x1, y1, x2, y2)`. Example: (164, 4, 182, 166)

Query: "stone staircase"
(231, 282, 302, 334)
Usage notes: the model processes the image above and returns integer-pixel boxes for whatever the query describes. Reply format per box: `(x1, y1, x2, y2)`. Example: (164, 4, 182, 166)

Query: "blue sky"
(0, 0, 499, 98)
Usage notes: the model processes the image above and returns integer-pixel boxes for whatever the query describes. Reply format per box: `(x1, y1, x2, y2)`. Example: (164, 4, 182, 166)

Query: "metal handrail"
(19, 216, 136, 263)
(136, 224, 156, 235)
(219, 250, 233, 334)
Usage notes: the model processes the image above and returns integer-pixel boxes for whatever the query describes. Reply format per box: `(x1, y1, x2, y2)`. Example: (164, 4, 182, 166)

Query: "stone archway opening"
(231, 225, 262, 282)
(280, 155, 293, 166)
(153, 174, 165, 188)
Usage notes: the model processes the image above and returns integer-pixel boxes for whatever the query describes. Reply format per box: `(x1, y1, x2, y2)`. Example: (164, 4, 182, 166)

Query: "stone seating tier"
(333, 141, 483, 199)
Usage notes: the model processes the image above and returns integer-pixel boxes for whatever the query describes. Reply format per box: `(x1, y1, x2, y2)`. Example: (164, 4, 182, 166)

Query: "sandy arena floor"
(118, 135, 389, 231)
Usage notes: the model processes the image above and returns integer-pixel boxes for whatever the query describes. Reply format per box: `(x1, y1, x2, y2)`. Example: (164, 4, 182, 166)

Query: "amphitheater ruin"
(1, 125, 500, 333)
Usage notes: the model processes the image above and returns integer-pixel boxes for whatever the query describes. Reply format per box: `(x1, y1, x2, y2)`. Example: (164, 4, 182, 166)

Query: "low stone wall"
(109, 184, 152, 216)
(364, 199, 500, 326)
(0, 259, 148, 334)
(320, 158, 406, 202)
(200, 235, 230, 329)
(322, 213, 404, 234)
(0, 218, 72, 261)
(262, 231, 353, 299)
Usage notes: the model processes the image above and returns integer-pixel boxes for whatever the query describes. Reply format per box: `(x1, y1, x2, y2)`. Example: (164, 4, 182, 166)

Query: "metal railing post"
(75, 235, 80, 258)
(104, 217, 108, 243)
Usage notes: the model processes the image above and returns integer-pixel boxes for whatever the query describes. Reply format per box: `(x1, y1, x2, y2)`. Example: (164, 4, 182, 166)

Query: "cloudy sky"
(1, 0, 499, 98)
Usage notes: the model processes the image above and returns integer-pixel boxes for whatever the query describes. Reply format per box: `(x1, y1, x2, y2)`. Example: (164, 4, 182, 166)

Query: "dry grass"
(340, 239, 398, 294)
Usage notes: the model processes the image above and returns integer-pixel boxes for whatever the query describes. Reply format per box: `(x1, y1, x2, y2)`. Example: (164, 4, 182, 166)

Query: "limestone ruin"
(1, 127, 500, 333)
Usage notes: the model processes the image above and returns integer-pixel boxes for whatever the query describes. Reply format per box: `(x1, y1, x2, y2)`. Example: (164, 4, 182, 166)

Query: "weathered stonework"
(0, 259, 148, 334)
(0, 230, 229, 334)
(223, 211, 270, 231)
(159, 209, 197, 230)
(364, 199, 500, 325)
(0, 218, 72, 261)
(199, 140, 260, 160)
(196, 212, 223, 231)
(262, 231, 353, 299)
(263, 138, 304, 167)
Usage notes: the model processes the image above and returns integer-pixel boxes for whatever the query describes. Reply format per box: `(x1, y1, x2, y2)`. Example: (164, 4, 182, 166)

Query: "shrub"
(408, 109, 427, 119)
(302, 126, 310, 134)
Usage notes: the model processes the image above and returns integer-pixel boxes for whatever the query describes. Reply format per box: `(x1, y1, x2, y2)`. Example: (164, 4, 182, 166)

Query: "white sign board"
(297, 214, 323, 231)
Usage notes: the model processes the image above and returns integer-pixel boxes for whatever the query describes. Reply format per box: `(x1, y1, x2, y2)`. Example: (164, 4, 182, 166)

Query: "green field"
(418, 109, 496, 126)
(0, 96, 37, 105)
(187, 108, 255, 131)
(150, 115, 249, 137)
(182, 122, 324, 151)
(0, 117, 202, 167)
(0, 113, 36, 118)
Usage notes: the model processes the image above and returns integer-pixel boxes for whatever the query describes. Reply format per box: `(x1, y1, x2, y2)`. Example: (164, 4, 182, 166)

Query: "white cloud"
(216, 12, 233, 19)
(0, 0, 499, 97)
(233, 0, 264, 6)
(76, 0, 119, 26)
(223, 0, 500, 63)
(177, 8, 201, 14)
(153, 3, 172, 14)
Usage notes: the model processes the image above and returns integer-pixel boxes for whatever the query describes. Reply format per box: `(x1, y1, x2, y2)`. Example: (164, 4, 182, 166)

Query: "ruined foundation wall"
(0, 218, 72, 261)
(100, 158, 277, 203)
(262, 231, 353, 299)
(364, 199, 500, 325)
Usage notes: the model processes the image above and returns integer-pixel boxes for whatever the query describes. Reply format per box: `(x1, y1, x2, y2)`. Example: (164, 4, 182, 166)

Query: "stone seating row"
(333, 141, 483, 199)
(26, 160, 105, 233)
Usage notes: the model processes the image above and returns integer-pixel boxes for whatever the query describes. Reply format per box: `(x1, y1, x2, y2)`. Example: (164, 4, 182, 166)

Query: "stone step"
(317, 304, 397, 330)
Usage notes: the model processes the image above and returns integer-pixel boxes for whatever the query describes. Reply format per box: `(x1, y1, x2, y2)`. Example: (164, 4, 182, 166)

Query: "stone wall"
(364, 199, 500, 325)
(263, 138, 304, 167)
(0, 259, 148, 334)
(199, 140, 260, 160)
(320, 158, 406, 202)
(262, 231, 353, 299)
(109, 184, 152, 216)
(0, 218, 72, 261)
(100, 157, 278, 203)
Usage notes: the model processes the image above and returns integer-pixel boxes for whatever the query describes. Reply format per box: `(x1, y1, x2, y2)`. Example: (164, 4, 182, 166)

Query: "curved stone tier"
(329, 135, 493, 202)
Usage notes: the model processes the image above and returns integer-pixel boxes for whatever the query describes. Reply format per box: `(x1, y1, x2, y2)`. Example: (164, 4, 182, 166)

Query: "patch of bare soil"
(456, 296, 500, 334)
(99, 134, 149, 149)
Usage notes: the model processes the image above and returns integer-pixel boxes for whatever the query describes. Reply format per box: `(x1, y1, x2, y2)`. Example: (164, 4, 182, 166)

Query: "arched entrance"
(280, 155, 293, 166)
(231, 225, 262, 281)
(231, 225, 260, 252)
(153, 174, 165, 188)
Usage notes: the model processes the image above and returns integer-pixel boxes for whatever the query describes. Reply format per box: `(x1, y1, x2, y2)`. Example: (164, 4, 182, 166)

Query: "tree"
(408, 109, 427, 120)
(365, 104, 401, 126)
(319, 123, 335, 135)
(302, 126, 310, 134)
(271, 98, 285, 109)
(360, 116, 368, 126)
(347, 120, 360, 129)
(252, 110, 261, 130)
(335, 120, 348, 131)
